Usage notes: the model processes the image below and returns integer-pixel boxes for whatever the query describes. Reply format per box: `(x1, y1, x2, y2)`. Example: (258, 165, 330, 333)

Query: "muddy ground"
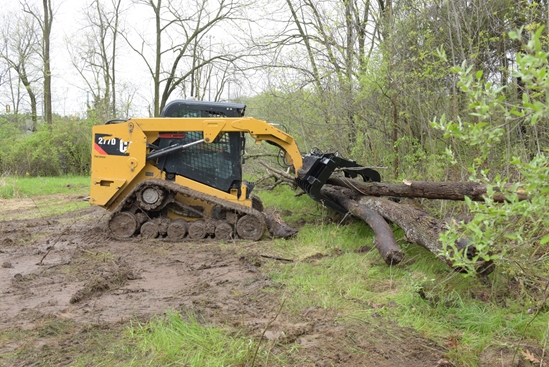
(0, 199, 534, 366)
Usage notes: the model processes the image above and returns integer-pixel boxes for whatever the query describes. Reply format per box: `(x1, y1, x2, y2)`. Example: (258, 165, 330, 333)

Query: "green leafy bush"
(433, 27, 549, 300)
(0, 115, 93, 176)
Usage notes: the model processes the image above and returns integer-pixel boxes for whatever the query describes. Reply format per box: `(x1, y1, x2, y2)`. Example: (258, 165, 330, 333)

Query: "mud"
(0, 203, 532, 366)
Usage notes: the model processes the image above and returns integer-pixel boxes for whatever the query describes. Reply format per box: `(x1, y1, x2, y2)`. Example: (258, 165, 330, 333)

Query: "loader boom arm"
(91, 114, 379, 217)
(132, 116, 303, 174)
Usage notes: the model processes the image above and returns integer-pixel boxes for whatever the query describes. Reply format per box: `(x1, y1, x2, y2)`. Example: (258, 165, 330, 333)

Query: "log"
(263, 209, 299, 239)
(322, 186, 404, 265)
(328, 177, 528, 202)
(321, 185, 494, 274)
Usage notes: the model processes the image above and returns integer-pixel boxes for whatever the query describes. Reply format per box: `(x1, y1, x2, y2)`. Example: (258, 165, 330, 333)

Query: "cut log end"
(383, 248, 405, 266)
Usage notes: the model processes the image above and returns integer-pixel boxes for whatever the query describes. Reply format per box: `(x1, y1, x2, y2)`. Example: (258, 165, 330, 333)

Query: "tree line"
(0, 0, 547, 181)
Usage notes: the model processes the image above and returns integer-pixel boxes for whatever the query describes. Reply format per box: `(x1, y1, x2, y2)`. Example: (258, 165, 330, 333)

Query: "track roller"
(140, 221, 159, 239)
(214, 221, 234, 240)
(188, 220, 207, 239)
(167, 219, 188, 240)
(236, 215, 265, 241)
(109, 212, 138, 238)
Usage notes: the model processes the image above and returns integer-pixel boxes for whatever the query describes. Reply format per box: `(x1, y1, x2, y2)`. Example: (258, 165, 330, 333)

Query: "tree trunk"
(42, 0, 53, 125)
(19, 67, 38, 131)
(328, 178, 528, 202)
(320, 184, 494, 274)
(322, 186, 404, 265)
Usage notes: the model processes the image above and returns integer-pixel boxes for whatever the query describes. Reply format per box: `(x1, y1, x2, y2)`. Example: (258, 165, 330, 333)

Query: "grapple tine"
(296, 152, 381, 214)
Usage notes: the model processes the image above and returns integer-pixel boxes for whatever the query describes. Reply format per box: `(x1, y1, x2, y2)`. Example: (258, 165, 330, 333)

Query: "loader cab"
(156, 100, 247, 194)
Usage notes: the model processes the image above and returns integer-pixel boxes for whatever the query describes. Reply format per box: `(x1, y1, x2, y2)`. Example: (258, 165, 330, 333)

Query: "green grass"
(252, 186, 549, 366)
(127, 312, 265, 366)
(0, 175, 91, 220)
(254, 184, 322, 224)
(0, 312, 264, 367)
(0, 175, 90, 198)
(0, 320, 132, 367)
(267, 251, 546, 366)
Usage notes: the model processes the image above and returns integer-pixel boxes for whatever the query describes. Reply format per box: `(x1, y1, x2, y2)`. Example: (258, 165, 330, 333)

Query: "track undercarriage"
(107, 179, 296, 241)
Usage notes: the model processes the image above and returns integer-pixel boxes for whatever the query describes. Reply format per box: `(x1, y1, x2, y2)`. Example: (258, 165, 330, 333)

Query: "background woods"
(0, 0, 547, 179)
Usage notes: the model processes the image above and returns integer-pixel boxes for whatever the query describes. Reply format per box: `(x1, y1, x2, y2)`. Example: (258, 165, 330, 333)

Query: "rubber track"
(108, 178, 266, 238)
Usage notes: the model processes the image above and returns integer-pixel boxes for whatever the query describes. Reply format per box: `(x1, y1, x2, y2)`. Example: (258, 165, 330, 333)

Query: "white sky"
(56, 0, 153, 117)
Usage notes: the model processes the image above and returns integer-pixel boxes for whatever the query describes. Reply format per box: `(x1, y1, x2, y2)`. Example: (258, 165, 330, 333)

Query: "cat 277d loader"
(89, 100, 380, 241)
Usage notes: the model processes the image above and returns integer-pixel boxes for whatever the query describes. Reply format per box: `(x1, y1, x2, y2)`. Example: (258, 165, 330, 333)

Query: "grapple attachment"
(296, 152, 381, 214)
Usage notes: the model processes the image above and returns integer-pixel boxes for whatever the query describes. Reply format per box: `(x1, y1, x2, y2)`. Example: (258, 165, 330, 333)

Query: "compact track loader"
(90, 100, 380, 241)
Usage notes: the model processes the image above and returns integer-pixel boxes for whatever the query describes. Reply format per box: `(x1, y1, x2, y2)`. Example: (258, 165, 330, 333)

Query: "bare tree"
(251, 0, 382, 154)
(22, 0, 54, 125)
(0, 12, 42, 130)
(125, 0, 248, 116)
(68, 0, 125, 121)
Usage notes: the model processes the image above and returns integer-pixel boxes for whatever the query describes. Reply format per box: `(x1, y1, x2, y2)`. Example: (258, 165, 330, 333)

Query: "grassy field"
(0, 175, 90, 198)
(0, 175, 90, 220)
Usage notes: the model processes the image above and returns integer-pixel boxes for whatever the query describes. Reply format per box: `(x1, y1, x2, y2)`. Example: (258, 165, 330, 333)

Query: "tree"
(0, 12, 41, 130)
(68, 0, 125, 121)
(251, 0, 384, 155)
(126, 0, 248, 116)
(349, 0, 538, 180)
(22, 0, 54, 126)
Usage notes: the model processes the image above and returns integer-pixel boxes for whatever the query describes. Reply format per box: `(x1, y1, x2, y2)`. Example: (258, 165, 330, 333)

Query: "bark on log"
(328, 177, 527, 202)
(263, 209, 299, 238)
(321, 185, 494, 275)
(322, 186, 404, 265)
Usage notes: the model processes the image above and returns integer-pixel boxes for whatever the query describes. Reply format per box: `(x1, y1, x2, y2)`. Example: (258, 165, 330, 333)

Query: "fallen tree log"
(322, 186, 404, 265)
(321, 185, 494, 275)
(328, 177, 527, 202)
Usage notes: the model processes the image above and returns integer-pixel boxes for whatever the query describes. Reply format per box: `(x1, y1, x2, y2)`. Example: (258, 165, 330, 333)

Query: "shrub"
(433, 27, 549, 301)
(0, 115, 94, 176)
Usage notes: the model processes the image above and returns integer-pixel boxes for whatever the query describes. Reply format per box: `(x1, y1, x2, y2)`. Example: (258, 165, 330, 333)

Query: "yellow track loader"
(89, 100, 380, 240)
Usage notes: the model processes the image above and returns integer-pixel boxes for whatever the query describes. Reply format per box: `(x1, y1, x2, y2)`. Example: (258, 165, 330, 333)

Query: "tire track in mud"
(0, 206, 268, 329)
